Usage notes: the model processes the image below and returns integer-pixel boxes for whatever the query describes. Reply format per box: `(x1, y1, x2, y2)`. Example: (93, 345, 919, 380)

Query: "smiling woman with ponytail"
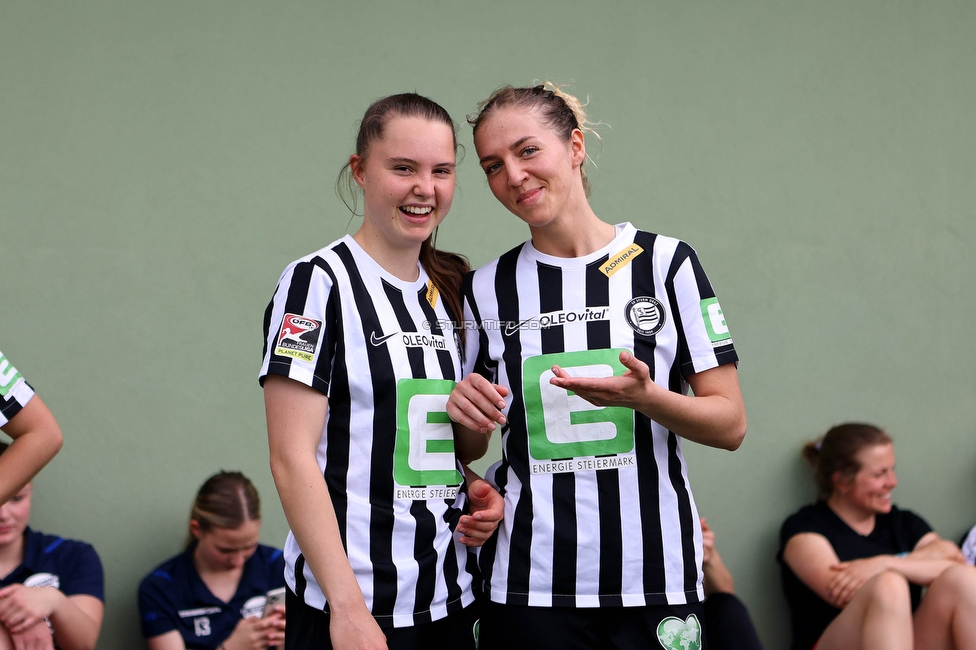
(261, 93, 502, 650)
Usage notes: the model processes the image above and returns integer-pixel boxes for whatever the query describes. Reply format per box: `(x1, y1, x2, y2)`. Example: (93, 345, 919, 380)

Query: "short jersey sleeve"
(138, 568, 181, 638)
(0, 350, 35, 427)
(665, 242, 737, 378)
(900, 508, 933, 549)
(259, 258, 340, 395)
(59, 541, 104, 600)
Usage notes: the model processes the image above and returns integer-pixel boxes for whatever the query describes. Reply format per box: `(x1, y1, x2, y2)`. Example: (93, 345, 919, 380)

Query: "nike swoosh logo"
(370, 331, 399, 346)
(503, 317, 536, 337)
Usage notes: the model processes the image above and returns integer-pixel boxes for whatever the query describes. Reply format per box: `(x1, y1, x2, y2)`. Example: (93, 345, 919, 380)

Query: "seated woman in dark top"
(139, 471, 285, 650)
(778, 423, 976, 650)
(0, 442, 104, 650)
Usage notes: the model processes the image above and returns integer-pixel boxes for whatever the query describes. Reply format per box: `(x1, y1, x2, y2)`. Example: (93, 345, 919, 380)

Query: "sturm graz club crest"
(625, 296, 666, 336)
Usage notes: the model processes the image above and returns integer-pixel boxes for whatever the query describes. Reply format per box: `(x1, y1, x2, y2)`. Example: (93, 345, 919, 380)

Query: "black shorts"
(284, 587, 480, 650)
(479, 600, 708, 650)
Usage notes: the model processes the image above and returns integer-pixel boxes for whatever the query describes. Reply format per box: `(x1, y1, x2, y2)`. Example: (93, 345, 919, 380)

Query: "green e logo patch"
(0, 353, 23, 398)
(523, 349, 635, 461)
(394, 378, 463, 487)
(700, 297, 731, 344)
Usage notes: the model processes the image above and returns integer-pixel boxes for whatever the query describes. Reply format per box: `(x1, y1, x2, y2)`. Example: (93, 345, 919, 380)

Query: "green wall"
(2, 2, 974, 647)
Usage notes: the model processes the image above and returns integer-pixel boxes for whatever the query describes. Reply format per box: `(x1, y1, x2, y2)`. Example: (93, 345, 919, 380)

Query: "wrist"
(35, 586, 66, 619)
(328, 597, 372, 620)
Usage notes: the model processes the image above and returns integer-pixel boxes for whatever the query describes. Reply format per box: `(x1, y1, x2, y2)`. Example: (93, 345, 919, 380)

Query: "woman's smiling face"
(838, 442, 898, 516)
(474, 107, 585, 229)
(352, 115, 456, 251)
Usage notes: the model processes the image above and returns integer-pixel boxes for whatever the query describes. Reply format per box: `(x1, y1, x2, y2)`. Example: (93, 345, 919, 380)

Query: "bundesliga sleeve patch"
(274, 313, 323, 363)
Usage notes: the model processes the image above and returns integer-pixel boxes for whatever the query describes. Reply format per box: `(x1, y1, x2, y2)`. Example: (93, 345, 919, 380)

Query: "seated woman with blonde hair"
(0, 442, 104, 650)
(778, 423, 976, 650)
(139, 472, 285, 650)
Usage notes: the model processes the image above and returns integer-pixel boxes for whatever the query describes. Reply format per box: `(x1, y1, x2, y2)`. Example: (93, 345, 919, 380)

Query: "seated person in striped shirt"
(262, 93, 502, 650)
(448, 82, 747, 650)
(778, 423, 976, 650)
(0, 349, 63, 506)
(138, 471, 286, 650)
(0, 442, 104, 650)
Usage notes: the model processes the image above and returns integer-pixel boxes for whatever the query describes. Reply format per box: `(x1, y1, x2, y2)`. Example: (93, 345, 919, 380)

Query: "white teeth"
(401, 206, 433, 215)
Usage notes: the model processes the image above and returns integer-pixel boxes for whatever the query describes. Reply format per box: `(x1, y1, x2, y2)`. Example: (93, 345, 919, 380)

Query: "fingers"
(701, 530, 715, 550)
(547, 366, 620, 405)
(458, 480, 503, 547)
(267, 604, 286, 619)
(467, 479, 493, 507)
(259, 614, 286, 647)
(618, 349, 650, 378)
(456, 518, 495, 547)
(826, 567, 861, 607)
(550, 365, 571, 379)
(470, 483, 504, 520)
(447, 375, 507, 434)
(547, 367, 602, 399)
(9, 622, 54, 650)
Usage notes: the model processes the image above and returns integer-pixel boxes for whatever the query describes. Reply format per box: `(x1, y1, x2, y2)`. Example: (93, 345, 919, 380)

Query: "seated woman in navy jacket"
(0, 442, 104, 650)
(139, 471, 285, 650)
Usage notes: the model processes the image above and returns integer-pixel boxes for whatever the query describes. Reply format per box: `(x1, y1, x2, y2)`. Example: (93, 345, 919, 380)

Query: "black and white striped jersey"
(0, 350, 35, 427)
(462, 222, 738, 608)
(259, 235, 475, 627)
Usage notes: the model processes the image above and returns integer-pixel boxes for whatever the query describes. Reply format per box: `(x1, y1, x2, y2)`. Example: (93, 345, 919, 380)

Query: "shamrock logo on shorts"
(656, 614, 702, 650)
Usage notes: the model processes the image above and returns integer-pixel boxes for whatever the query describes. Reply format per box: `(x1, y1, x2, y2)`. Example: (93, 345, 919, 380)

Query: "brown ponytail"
(420, 236, 469, 333)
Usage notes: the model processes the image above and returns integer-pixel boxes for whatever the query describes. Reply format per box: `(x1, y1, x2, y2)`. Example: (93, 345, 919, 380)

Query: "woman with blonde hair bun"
(448, 82, 747, 649)
(778, 423, 976, 650)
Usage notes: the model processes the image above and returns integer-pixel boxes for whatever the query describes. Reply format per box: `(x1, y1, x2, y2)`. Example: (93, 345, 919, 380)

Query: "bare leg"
(817, 570, 913, 650)
(914, 564, 976, 650)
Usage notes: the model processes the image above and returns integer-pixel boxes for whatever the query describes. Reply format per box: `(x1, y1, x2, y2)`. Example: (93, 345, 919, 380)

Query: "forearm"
(47, 594, 102, 650)
(888, 556, 960, 586)
(702, 555, 735, 596)
(638, 378, 745, 450)
(270, 451, 366, 613)
(0, 398, 63, 503)
(551, 359, 746, 451)
(453, 424, 490, 465)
